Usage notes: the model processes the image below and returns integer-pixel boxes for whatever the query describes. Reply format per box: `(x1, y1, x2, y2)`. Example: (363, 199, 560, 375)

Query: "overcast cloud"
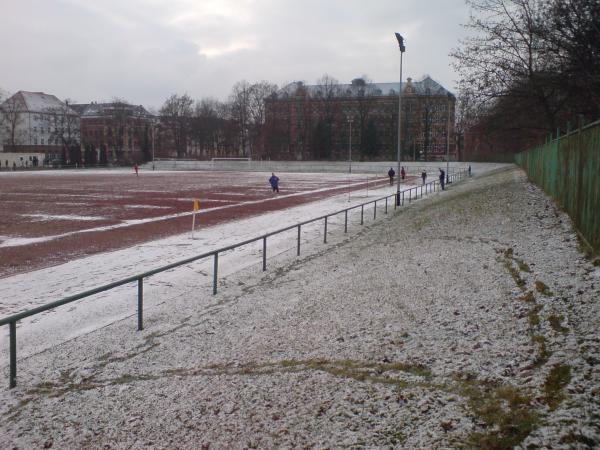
(0, 0, 470, 109)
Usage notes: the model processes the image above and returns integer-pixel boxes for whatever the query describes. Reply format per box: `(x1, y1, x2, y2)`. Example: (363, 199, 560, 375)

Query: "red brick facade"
(74, 102, 153, 165)
(262, 76, 456, 162)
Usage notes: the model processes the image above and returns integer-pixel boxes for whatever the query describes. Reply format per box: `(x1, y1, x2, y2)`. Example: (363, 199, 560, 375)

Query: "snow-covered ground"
(0, 170, 434, 362)
(1, 164, 598, 448)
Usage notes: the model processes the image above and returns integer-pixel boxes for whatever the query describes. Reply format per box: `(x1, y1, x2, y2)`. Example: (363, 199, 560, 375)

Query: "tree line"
(452, 0, 600, 157)
(157, 80, 277, 159)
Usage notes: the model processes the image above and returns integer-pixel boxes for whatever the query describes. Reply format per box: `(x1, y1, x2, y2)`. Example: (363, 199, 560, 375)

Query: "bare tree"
(0, 93, 25, 148)
(315, 75, 341, 121)
(247, 81, 278, 159)
(192, 97, 227, 159)
(350, 77, 378, 160)
(541, 0, 600, 119)
(160, 93, 194, 158)
(452, 0, 600, 154)
(45, 99, 81, 163)
(106, 98, 132, 162)
(248, 81, 278, 128)
(228, 81, 252, 157)
(452, 0, 557, 124)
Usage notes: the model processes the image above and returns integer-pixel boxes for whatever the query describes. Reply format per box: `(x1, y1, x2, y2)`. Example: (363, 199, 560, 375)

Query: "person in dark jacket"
(439, 168, 445, 190)
(269, 173, 280, 193)
(400, 166, 406, 180)
(421, 170, 427, 185)
(388, 167, 395, 185)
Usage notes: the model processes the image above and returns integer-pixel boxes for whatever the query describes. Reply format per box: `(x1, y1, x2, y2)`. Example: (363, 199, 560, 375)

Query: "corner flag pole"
(191, 199, 199, 238)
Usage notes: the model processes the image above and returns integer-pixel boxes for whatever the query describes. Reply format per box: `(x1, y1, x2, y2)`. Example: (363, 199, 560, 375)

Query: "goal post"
(211, 157, 251, 162)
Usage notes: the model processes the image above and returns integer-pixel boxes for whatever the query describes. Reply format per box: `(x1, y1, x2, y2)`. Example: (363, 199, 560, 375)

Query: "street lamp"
(151, 120, 158, 171)
(446, 92, 452, 184)
(347, 117, 353, 174)
(395, 32, 406, 206)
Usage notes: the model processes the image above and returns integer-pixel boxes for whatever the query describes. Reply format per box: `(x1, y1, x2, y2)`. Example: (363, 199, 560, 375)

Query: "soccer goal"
(211, 157, 251, 162)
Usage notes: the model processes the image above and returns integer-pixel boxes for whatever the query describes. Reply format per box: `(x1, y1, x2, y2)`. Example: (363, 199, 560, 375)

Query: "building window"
(34, 137, 38, 144)
(33, 126, 37, 132)
(41, 138, 45, 145)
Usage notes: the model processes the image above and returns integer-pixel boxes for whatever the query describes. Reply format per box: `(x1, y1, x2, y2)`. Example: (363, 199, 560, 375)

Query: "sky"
(0, 0, 471, 110)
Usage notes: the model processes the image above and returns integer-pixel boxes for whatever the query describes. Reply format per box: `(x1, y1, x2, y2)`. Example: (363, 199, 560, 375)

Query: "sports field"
(0, 169, 396, 277)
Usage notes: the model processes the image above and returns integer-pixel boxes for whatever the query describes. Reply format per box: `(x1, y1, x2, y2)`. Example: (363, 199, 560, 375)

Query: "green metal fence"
(515, 119, 600, 254)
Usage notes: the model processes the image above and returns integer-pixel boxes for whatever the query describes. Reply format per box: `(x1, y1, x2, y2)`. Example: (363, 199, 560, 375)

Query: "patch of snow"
(22, 214, 107, 221)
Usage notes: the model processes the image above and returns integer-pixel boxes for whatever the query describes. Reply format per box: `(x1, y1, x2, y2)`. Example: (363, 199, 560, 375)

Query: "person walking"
(133, 164, 139, 176)
(468, 165, 472, 176)
(439, 168, 445, 190)
(388, 167, 395, 186)
(269, 173, 280, 193)
(421, 170, 427, 185)
(400, 166, 406, 180)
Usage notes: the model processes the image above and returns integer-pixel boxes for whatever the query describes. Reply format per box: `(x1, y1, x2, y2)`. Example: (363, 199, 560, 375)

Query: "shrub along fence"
(515, 119, 600, 254)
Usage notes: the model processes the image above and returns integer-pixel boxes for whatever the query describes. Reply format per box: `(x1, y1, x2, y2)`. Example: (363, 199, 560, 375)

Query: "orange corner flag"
(193, 199, 199, 211)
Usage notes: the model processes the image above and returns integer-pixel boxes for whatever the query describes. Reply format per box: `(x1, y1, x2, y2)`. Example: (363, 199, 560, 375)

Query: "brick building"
(73, 102, 154, 165)
(262, 75, 456, 161)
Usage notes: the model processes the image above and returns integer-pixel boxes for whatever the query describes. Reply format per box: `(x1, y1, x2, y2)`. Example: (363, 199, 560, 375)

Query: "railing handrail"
(1, 168, 468, 388)
(0, 171, 467, 327)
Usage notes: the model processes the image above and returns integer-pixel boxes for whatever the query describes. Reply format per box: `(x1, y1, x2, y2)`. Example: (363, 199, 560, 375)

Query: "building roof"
(72, 102, 154, 119)
(1, 91, 78, 115)
(278, 75, 455, 99)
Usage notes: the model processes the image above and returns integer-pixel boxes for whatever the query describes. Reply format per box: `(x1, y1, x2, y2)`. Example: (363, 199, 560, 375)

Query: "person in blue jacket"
(269, 173, 280, 193)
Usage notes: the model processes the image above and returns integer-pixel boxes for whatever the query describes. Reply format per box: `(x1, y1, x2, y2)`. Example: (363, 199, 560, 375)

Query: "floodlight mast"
(446, 92, 452, 185)
(395, 33, 405, 206)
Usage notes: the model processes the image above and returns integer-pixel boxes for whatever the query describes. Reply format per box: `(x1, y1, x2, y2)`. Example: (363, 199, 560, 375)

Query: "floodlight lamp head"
(395, 33, 406, 52)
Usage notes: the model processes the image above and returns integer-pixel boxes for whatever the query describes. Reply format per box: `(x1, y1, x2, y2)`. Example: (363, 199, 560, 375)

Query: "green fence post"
(213, 253, 218, 295)
(262, 237, 267, 271)
(9, 321, 16, 388)
(137, 278, 143, 331)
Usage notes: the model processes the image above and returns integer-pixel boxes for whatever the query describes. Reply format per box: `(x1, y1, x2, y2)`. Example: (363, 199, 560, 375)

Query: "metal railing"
(0, 169, 467, 388)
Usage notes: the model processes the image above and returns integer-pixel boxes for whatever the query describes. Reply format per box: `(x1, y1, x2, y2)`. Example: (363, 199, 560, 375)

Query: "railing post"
(373, 201, 377, 219)
(262, 236, 267, 271)
(402, 191, 405, 206)
(297, 225, 301, 255)
(361, 205, 364, 225)
(213, 252, 218, 295)
(344, 210, 348, 233)
(137, 277, 143, 331)
(324, 217, 328, 243)
(385, 197, 388, 214)
(9, 321, 16, 388)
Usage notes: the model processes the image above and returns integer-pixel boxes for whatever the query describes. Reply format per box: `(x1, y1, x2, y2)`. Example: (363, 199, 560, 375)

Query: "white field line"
(0, 182, 407, 362)
(0, 179, 388, 248)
